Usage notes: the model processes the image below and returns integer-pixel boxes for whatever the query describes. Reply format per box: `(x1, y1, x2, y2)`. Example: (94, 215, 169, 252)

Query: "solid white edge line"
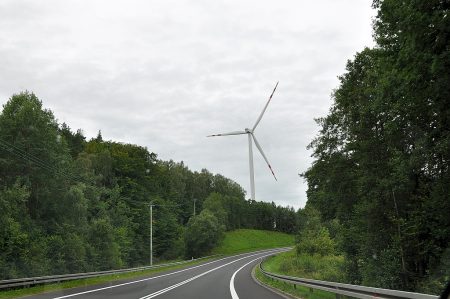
(230, 249, 289, 299)
(52, 253, 243, 299)
(52, 248, 288, 299)
(138, 249, 284, 299)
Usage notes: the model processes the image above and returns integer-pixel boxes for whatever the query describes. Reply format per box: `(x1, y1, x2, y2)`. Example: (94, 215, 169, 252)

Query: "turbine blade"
(251, 133, 277, 181)
(207, 131, 246, 137)
(252, 81, 279, 131)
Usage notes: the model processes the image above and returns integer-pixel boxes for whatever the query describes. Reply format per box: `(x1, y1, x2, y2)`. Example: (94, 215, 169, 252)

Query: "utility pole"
(150, 203, 153, 266)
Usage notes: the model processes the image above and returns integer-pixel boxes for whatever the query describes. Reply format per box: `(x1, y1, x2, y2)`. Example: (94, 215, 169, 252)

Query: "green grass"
(254, 249, 352, 299)
(262, 249, 346, 282)
(0, 258, 215, 299)
(212, 229, 295, 255)
(0, 230, 293, 299)
(255, 266, 342, 299)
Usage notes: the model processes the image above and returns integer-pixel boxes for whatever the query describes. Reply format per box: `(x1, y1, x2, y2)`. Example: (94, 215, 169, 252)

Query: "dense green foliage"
(259, 206, 345, 286)
(184, 209, 224, 258)
(263, 250, 345, 283)
(302, 0, 449, 293)
(0, 92, 296, 279)
(212, 229, 295, 255)
(296, 206, 336, 257)
(255, 267, 342, 299)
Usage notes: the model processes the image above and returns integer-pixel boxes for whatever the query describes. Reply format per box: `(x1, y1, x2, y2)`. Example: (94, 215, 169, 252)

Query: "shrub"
(184, 209, 224, 258)
(297, 227, 335, 256)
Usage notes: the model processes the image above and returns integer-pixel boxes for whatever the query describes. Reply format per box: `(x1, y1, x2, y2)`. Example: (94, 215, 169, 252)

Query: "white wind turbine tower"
(207, 82, 279, 201)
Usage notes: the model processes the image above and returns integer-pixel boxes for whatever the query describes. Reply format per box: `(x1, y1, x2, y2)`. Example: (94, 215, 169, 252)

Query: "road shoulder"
(251, 264, 300, 299)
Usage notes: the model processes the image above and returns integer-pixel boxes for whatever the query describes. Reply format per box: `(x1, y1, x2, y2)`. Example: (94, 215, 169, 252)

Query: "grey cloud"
(0, 0, 375, 209)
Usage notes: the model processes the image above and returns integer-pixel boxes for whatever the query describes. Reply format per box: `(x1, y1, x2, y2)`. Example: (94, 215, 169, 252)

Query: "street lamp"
(149, 203, 154, 266)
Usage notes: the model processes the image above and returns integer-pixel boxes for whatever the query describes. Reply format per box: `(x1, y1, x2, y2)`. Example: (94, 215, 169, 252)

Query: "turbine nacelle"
(244, 128, 252, 134)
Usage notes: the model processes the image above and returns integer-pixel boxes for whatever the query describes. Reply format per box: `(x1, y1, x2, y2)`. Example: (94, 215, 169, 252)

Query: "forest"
(0, 0, 448, 295)
(0, 93, 297, 279)
(301, 0, 449, 294)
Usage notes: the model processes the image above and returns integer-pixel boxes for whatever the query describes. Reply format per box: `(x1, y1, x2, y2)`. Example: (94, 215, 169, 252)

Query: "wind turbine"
(207, 82, 279, 201)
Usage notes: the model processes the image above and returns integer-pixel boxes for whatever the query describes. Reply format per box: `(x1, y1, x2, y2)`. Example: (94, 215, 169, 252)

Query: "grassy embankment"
(255, 249, 350, 299)
(212, 229, 295, 255)
(0, 258, 210, 299)
(0, 229, 294, 299)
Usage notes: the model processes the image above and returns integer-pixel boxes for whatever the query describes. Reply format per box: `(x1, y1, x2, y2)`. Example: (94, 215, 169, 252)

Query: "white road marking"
(52, 253, 251, 299)
(138, 249, 283, 299)
(52, 249, 284, 299)
(229, 253, 277, 299)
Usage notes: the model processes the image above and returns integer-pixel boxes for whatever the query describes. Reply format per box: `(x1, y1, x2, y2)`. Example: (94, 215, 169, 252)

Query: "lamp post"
(150, 203, 154, 266)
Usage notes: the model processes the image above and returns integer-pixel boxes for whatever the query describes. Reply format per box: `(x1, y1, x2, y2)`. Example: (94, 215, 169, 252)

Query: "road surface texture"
(25, 248, 289, 299)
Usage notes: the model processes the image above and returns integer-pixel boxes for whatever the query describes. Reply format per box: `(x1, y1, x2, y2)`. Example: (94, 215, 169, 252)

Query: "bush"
(184, 209, 224, 258)
(264, 250, 346, 282)
(297, 227, 335, 256)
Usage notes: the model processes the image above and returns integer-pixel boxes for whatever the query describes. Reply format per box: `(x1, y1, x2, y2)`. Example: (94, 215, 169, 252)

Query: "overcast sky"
(0, 0, 375, 209)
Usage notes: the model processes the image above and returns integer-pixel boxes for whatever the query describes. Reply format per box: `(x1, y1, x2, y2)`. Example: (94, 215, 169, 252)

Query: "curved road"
(27, 248, 288, 299)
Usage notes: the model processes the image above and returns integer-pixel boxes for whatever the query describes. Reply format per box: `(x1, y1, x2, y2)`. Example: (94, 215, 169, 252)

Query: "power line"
(0, 137, 81, 182)
(125, 198, 181, 208)
(1, 138, 185, 210)
(0, 139, 57, 173)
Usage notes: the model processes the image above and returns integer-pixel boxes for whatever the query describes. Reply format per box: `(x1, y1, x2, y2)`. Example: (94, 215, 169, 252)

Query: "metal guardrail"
(0, 255, 218, 290)
(259, 259, 438, 299)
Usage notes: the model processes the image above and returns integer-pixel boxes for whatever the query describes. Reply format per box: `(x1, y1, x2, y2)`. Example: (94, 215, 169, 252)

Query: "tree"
(153, 200, 184, 259)
(184, 209, 224, 258)
(202, 193, 228, 228)
(0, 182, 30, 279)
(0, 90, 296, 279)
(303, 0, 450, 291)
(296, 206, 335, 256)
(59, 123, 85, 158)
(0, 92, 73, 224)
(88, 218, 122, 270)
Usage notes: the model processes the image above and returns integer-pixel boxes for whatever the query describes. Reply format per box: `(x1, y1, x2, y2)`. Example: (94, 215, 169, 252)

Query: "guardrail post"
(335, 286, 341, 299)
(256, 257, 439, 299)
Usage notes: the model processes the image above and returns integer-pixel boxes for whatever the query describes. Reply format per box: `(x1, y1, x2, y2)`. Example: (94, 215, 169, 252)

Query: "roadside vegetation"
(0, 257, 214, 299)
(1, 0, 448, 297)
(0, 92, 297, 282)
(257, 0, 449, 296)
(262, 251, 345, 283)
(255, 267, 342, 299)
(212, 229, 295, 255)
(258, 205, 346, 285)
(0, 227, 293, 298)
(301, 0, 449, 294)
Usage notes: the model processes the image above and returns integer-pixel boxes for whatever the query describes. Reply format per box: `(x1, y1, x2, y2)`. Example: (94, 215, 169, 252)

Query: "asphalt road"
(26, 248, 289, 299)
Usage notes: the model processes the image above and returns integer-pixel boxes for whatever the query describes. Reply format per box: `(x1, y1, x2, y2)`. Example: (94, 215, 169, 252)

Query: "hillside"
(212, 229, 294, 255)
(0, 93, 298, 280)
